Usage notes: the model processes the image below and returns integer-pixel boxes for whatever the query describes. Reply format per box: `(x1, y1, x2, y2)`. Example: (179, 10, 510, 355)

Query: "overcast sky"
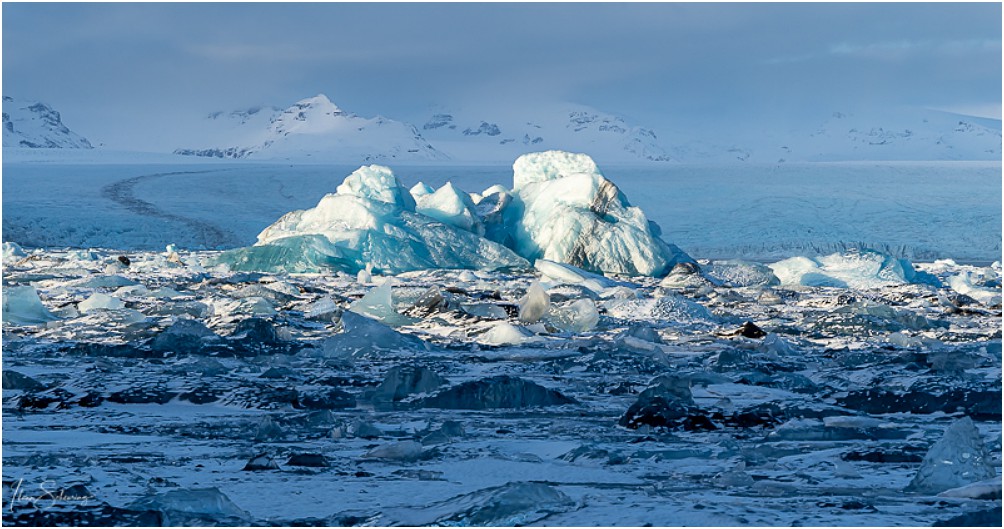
(3, 2, 1001, 149)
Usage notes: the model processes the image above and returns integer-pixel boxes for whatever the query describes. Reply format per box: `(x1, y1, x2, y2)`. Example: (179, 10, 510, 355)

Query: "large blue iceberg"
(213, 151, 692, 276)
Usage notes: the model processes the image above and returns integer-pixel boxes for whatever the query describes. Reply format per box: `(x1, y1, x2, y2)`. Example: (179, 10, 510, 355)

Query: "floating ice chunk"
(518, 282, 550, 323)
(409, 181, 435, 198)
(150, 318, 221, 354)
(304, 296, 340, 320)
(2, 285, 57, 325)
(3, 242, 26, 264)
(419, 375, 576, 409)
(357, 264, 373, 284)
(414, 181, 483, 235)
(364, 440, 423, 461)
(78, 275, 138, 288)
(937, 478, 1003, 500)
(604, 294, 713, 323)
(78, 292, 126, 313)
(507, 151, 691, 277)
(713, 462, 755, 488)
(129, 487, 250, 523)
(770, 249, 940, 289)
(320, 311, 428, 356)
(395, 481, 574, 526)
(908, 417, 997, 494)
(546, 299, 600, 333)
(703, 260, 780, 287)
(479, 322, 535, 346)
(536, 259, 618, 293)
(336, 164, 416, 210)
(349, 280, 414, 327)
(948, 271, 1002, 306)
(372, 365, 448, 402)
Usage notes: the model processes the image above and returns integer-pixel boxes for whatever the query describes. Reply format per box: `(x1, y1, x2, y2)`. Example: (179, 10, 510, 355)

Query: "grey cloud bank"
(3, 2, 1000, 151)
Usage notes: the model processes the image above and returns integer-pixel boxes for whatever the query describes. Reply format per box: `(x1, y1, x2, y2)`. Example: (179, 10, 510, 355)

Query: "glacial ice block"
(907, 417, 997, 494)
(504, 151, 691, 276)
(2, 285, 57, 325)
(770, 248, 941, 289)
(212, 166, 529, 275)
(212, 154, 692, 277)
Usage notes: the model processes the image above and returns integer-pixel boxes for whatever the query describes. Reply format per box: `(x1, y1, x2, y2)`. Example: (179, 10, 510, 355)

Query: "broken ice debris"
(419, 375, 576, 409)
(907, 417, 998, 494)
(619, 375, 716, 431)
(770, 248, 940, 289)
(78, 292, 126, 313)
(604, 293, 713, 323)
(348, 280, 414, 326)
(703, 259, 780, 287)
(2, 285, 57, 325)
(364, 440, 424, 461)
(149, 318, 221, 355)
(545, 298, 600, 333)
(129, 487, 250, 524)
(518, 282, 550, 323)
(479, 322, 536, 346)
(395, 481, 574, 526)
(319, 311, 428, 357)
(371, 365, 448, 402)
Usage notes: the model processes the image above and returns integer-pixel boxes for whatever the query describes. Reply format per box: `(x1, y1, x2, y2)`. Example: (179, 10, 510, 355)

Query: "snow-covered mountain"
(174, 94, 446, 162)
(418, 103, 673, 164)
(2, 96, 93, 149)
(675, 108, 1002, 163)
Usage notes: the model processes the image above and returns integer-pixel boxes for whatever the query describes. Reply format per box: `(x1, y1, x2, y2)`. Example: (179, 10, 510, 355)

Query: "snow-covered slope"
(419, 103, 673, 164)
(2, 96, 93, 149)
(174, 94, 446, 163)
(678, 108, 1003, 163)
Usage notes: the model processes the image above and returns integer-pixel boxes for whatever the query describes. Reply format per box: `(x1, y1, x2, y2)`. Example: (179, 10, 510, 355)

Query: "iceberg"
(503, 151, 691, 276)
(213, 165, 528, 275)
(212, 152, 692, 277)
(2, 285, 57, 325)
(770, 249, 940, 289)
